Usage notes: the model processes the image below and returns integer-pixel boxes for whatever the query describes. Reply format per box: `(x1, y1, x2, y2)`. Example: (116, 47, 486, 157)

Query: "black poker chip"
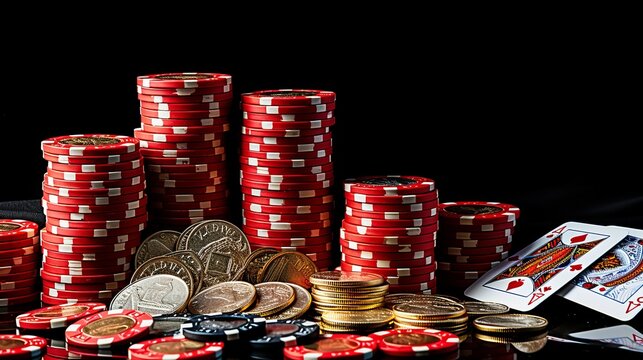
(249, 319, 319, 352)
(181, 313, 266, 343)
(148, 313, 196, 339)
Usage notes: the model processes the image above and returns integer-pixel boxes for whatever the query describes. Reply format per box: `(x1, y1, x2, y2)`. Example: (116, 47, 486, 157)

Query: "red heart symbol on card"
(543, 286, 552, 292)
(570, 234, 588, 244)
(506, 279, 524, 291)
(570, 264, 583, 271)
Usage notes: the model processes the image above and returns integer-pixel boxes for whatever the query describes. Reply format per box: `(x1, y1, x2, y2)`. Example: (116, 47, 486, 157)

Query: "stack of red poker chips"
(239, 90, 336, 270)
(40, 134, 147, 305)
(135, 73, 233, 229)
(436, 201, 521, 292)
(339, 176, 439, 294)
(0, 219, 40, 308)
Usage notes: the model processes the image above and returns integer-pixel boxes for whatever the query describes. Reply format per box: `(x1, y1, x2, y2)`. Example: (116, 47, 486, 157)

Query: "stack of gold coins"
(319, 308, 394, 333)
(472, 314, 548, 344)
(384, 293, 461, 309)
(393, 301, 469, 335)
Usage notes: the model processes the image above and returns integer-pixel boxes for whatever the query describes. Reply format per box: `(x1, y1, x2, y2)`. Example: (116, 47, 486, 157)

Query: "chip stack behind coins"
(239, 90, 336, 270)
(135, 73, 234, 229)
(40, 134, 147, 305)
(437, 201, 520, 293)
(0, 219, 40, 307)
(339, 176, 439, 294)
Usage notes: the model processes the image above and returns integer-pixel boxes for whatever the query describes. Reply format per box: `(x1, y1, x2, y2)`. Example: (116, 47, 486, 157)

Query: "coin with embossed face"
(165, 250, 204, 294)
(266, 283, 312, 320)
(393, 302, 467, 320)
(257, 252, 317, 288)
(240, 248, 279, 284)
(246, 282, 295, 317)
(131, 257, 195, 298)
(135, 230, 181, 268)
(178, 220, 251, 288)
(109, 274, 189, 315)
(188, 281, 256, 314)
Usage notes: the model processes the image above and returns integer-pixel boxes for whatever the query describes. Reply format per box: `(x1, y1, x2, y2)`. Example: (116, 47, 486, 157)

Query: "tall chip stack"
(40, 134, 146, 305)
(339, 176, 439, 294)
(134, 73, 233, 229)
(239, 90, 336, 270)
(436, 201, 520, 293)
(0, 219, 40, 308)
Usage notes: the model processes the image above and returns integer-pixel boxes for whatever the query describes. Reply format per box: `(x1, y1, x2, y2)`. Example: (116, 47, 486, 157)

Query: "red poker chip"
(137, 84, 231, 96)
(242, 102, 336, 115)
(0, 236, 39, 250)
(148, 199, 229, 211)
(243, 217, 331, 231)
(45, 222, 145, 238)
(43, 173, 144, 190)
(140, 123, 230, 135)
(345, 176, 435, 196)
(0, 246, 37, 259)
(387, 280, 437, 293)
(148, 169, 226, 181)
(0, 291, 39, 306)
(242, 132, 332, 145)
(338, 239, 435, 253)
(438, 228, 514, 240)
(242, 194, 333, 207)
(145, 161, 226, 174)
(244, 109, 333, 121)
(41, 229, 141, 245)
(345, 190, 438, 205)
(246, 234, 332, 247)
(147, 216, 224, 226)
(0, 261, 37, 275)
(340, 227, 437, 246)
(44, 207, 147, 222)
(345, 199, 438, 213)
(241, 126, 330, 138)
(140, 99, 233, 111)
(241, 89, 335, 106)
(42, 261, 131, 276)
(139, 138, 223, 150)
(148, 176, 225, 189)
(436, 269, 487, 280)
(41, 292, 108, 305)
(240, 147, 332, 160)
(142, 154, 226, 166)
(137, 72, 231, 89)
(342, 220, 437, 237)
(437, 243, 512, 256)
(0, 253, 37, 267)
(241, 169, 333, 183)
(128, 335, 224, 359)
(345, 206, 436, 220)
(43, 150, 141, 165)
(242, 209, 330, 223)
(341, 253, 433, 269)
(43, 255, 131, 271)
(0, 278, 37, 291)
(152, 191, 228, 203)
(438, 235, 513, 248)
(148, 184, 227, 196)
(150, 207, 228, 219)
(140, 146, 224, 158)
(0, 219, 39, 241)
(0, 334, 47, 358)
(386, 272, 436, 285)
(439, 251, 509, 264)
(340, 262, 437, 277)
(283, 333, 376, 360)
(16, 302, 106, 330)
(42, 190, 145, 206)
(42, 279, 127, 292)
(437, 261, 500, 272)
(43, 247, 136, 262)
(243, 225, 331, 238)
(46, 167, 145, 182)
(240, 155, 331, 169)
(42, 182, 146, 198)
(248, 242, 331, 254)
(134, 128, 223, 143)
(47, 157, 142, 173)
(441, 220, 517, 232)
(369, 328, 459, 356)
(65, 309, 153, 348)
(42, 286, 114, 301)
(243, 117, 336, 130)
(242, 201, 334, 215)
(137, 92, 233, 103)
(41, 134, 140, 156)
(343, 214, 437, 228)
(240, 186, 332, 199)
(140, 115, 229, 127)
(242, 139, 333, 153)
(0, 287, 34, 298)
(40, 269, 131, 284)
(340, 246, 434, 262)
(438, 201, 521, 225)
(42, 198, 147, 215)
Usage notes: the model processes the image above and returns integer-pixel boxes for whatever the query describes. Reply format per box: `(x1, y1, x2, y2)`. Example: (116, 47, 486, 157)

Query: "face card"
(558, 226, 643, 321)
(464, 222, 628, 311)
(570, 325, 643, 353)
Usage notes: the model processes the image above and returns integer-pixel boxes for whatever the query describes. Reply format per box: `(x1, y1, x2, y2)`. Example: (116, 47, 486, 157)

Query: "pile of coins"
(392, 301, 469, 335)
(472, 314, 549, 345)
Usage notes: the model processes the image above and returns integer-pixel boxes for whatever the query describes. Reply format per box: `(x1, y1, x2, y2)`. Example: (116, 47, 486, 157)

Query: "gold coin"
(319, 322, 361, 333)
(384, 294, 458, 309)
(245, 282, 296, 317)
(266, 283, 312, 320)
(135, 230, 181, 268)
(241, 248, 279, 284)
(309, 271, 385, 288)
(312, 288, 388, 299)
(312, 295, 384, 306)
(188, 281, 256, 314)
(473, 314, 548, 334)
(131, 256, 195, 298)
(257, 251, 317, 289)
(392, 302, 466, 320)
(313, 302, 383, 312)
(165, 249, 205, 295)
(462, 301, 510, 316)
(321, 308, 394, 328)
(474, 331, 548, 352)
(314, 283, 389, 294)
(394, 315, 469, 327)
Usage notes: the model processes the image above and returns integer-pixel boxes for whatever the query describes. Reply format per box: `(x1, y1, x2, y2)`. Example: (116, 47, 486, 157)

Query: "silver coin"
(135, 230, 181, 268)
(109, 274, 189, 315)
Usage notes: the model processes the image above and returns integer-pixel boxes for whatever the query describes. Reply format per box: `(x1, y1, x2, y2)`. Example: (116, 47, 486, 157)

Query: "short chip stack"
(0, 219, 40, 307)
(339, 176, 439, 294)
(239, 90, 336, 270)
(135, 73, 233, 229)
(437, 201, 520, 292)
(40, 134, 147, 305)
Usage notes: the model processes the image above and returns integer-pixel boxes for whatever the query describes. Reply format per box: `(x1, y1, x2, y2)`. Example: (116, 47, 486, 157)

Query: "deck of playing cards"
(465, 222, 643, 321)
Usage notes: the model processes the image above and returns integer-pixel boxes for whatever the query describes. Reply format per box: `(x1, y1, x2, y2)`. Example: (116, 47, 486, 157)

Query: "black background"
(0, 18, 639, 251)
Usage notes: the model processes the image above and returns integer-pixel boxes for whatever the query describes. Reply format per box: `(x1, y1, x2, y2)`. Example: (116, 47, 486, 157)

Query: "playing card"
(464, 222, 628, 311)
(570, 325, 643, 353)
(558, 226, 643, 321)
